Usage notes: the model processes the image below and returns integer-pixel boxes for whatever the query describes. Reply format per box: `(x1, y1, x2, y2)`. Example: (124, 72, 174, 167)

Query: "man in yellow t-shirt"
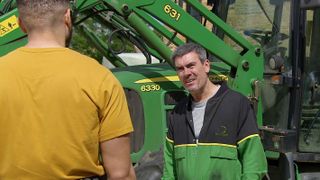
(0, 0, 135, 179)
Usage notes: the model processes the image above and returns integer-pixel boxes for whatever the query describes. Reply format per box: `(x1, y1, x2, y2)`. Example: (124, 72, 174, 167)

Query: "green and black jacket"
(162, 83, 267, 180)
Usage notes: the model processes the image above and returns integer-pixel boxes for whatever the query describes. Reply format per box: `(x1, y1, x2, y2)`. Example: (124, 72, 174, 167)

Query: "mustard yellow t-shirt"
(0, 47, 133, 179)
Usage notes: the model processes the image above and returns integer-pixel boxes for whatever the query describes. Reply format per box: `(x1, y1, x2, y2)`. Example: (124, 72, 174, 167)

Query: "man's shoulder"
(173, 96, 189, 113)
(64, 49, 111, 73)
(45, 48, 114, 81)
(225, 88, 244, 97)
(0, 48, 20, 60)
(0, 49, 23, 68)
(65, 49, 98, 63)
(223, 88, 249, 102)
(211, 82, 244, 102)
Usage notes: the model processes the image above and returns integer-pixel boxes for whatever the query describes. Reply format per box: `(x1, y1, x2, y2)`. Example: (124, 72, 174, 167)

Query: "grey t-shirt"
(192, 100, 207, 138)
(192, 85, 220, 138)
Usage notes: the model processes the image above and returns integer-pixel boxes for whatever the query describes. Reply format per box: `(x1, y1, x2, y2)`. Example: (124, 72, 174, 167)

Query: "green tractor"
(1, 0, 320, 179)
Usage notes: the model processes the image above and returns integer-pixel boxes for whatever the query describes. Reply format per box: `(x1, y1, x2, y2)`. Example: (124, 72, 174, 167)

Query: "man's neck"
(26, 31, 65, 48)
(191, 81, 220, 102)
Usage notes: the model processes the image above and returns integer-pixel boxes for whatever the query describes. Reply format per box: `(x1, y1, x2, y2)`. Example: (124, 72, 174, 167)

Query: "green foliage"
(70, 17, 135, 64)
(71, 28, 103, 63)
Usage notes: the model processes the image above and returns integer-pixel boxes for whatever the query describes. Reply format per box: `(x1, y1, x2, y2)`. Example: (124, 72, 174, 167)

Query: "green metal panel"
(134, 10, 185, 47)
(113, 64, 180, 162)
(129, 0, 240, 67)
(0, 9, 27, 57)
(126, 13, 173, 66)
(73, 0, 102, 12)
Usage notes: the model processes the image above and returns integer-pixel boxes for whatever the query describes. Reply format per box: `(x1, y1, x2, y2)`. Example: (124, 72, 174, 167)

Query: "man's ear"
(204, 59, 210, 73)
(18, 17, 27, 33)
(64, 8, 72, 29)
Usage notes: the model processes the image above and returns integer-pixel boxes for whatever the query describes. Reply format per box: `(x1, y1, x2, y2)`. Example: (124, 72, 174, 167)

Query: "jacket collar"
(187, 81, 229, 110)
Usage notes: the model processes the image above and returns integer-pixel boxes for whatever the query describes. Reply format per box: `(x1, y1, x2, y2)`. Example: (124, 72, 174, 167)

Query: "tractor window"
(299, 9, 320, 153)
(123, 88, 145, 153)
(224, 0, 292, 129)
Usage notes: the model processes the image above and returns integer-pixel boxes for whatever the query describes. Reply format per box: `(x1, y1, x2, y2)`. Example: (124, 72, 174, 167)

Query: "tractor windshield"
(300, 8, 320, 153)
(218, 0, 292, 129)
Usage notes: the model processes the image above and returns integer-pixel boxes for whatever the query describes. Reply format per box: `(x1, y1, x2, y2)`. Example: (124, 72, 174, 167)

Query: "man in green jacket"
(162, 43, 267, 179)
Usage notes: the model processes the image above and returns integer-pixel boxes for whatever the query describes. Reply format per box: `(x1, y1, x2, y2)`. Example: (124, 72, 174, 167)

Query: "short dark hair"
(17, 0, 70, 31)
(171, 43, 207, 64)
